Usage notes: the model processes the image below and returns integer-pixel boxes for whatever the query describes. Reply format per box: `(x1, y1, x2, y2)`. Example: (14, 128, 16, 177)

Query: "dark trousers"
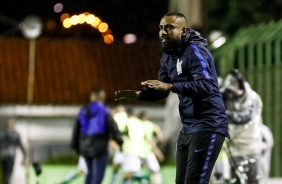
(84, 154, 108, 184)
(1, 156, 15, 184)
(176, 132, 225, 184)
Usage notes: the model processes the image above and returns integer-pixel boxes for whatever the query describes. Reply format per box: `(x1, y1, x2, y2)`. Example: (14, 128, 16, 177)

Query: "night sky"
(0, 0, 169, 39)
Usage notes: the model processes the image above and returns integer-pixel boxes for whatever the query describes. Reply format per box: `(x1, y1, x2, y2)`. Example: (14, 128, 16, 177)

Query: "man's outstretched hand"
(115, 90, 142, 101)
(142, 80, 172, 91)
(115, 80, 171, 101)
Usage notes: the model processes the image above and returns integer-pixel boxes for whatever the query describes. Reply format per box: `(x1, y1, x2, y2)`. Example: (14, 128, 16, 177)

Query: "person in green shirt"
(110, 104, 128, 184)
(139, 112, 164, 184)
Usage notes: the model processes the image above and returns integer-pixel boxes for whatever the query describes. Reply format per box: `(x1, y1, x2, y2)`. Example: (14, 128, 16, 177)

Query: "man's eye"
(167, 25, 174, 30)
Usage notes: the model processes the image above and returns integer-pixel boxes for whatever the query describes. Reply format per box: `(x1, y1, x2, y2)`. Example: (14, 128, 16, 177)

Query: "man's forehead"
(160, 16, 187, 27)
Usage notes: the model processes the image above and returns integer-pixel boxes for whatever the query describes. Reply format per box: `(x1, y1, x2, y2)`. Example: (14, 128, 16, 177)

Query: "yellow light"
(86, 14, 95, 24)
(70, 15, 79, 25)
(78, 14, 86, 24)
(104, 34, 114, 44)
(60, 13, 70, 22)
(98, 23, 108, 33)
(63, 18, 71, 28)
(91, 17, 101, 27)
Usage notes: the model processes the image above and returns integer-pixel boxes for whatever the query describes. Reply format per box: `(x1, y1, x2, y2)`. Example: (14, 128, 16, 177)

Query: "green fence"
(213, 20, 282, 177)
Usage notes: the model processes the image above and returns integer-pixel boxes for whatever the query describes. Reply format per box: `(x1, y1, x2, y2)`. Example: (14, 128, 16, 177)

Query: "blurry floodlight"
(209, 30, 222, 43)
(70, 15, 79, 25)
(104, 34, 114, 44)
(98, 23, 108, 33)
(123, 33, 137, 44)
(63, 18, 71, 28)
(212, 36, 226, 48)
(91, 17, 101, 27)
(54, 3, 63, 13)
(60, 13, 69, 22)
(20, 16, 43, 39)
(86, 14, 95, 24)
(78, 14, 86, 24)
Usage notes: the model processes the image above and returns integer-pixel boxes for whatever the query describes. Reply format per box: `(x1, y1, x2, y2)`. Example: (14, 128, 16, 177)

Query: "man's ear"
(182, 27, 188, 37)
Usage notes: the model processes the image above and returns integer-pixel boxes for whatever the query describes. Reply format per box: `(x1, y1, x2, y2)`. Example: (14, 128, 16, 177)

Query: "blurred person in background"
(116, 12, 229, 183)
(71, 87, 123, 184)
(0, 118, 26, 184)
(221, 69, 263, 184)
(138, 111, 164, 184)
(259, 124, 273, 184)
(110, 104, 128, 184)
(120, 108, 147, 184)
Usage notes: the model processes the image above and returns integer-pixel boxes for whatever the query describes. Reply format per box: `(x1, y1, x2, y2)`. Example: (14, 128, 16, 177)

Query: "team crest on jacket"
(177, 59, 183, 75)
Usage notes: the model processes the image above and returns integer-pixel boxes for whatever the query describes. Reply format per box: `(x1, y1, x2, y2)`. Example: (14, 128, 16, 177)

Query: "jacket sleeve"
(138, 56, 171, 101)
(106, 112, 123, 146)
(227, 94, 262, 125)
(71, 119, 81, 153)
(171, 44, 215, 98)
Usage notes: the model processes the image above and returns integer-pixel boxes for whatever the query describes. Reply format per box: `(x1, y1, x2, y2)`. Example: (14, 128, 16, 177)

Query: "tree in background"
(205, 0, 282, 35)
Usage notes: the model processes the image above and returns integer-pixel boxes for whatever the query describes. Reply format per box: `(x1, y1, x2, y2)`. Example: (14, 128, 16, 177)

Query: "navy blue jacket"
(139, 30, 229, 138)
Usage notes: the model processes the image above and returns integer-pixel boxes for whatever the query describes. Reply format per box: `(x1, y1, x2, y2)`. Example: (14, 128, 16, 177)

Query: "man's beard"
(160, 38, 181, 55)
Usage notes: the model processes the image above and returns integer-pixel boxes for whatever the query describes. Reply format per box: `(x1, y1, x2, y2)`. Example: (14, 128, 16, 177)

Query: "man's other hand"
(115, 90, 141, 101)
(142, 80, 172, 91)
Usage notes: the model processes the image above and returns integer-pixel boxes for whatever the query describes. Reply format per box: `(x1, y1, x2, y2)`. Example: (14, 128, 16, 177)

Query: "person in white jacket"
(222, 69, 263, 184)
(260, 124, 273, 184)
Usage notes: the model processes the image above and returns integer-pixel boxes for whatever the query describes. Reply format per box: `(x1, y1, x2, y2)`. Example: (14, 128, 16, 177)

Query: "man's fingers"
(145, 81, 159, 86)
(115, 90, 129, 95)
(115, 97, 125, 101)
(142, 80, 159, 85)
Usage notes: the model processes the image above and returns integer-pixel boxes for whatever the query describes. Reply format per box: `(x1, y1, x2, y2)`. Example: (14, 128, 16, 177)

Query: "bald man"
(116, 12, 229, 184)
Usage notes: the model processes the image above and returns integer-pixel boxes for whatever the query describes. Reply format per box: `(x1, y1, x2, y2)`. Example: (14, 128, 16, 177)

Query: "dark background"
(1, 0, 282, 39)
(0, 0, 168, 39)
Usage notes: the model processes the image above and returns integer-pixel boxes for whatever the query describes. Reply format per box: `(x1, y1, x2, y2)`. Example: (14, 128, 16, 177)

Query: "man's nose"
(159, 29, 167, 37)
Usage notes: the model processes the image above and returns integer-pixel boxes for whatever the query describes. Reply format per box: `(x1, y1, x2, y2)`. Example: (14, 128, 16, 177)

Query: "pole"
(27, 39, 36, 105)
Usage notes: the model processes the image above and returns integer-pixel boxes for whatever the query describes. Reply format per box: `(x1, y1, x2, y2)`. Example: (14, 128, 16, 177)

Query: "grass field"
(28, 165, 176, 184)
(28, 165, 282, 184)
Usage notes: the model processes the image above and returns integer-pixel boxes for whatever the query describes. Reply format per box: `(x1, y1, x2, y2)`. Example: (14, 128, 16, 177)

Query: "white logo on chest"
(176, 59, 183, 75)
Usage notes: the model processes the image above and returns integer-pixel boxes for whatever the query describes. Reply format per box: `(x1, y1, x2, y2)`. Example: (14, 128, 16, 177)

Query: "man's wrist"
(169, 83, 173, 91)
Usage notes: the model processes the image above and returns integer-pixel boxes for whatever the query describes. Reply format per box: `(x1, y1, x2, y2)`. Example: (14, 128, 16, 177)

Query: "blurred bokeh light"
(98, 23, 108, 33)
(54, 3, 63, 13)
(78, 14, 86, 24)
(70, 15, 79, 25)
(60, 13, 69, 22)
(63, 18, 71, 28)
(86, 14, 95, 24)
(91, 17, 101, 27)
(123, 33, 137, 44)
(104, 34, 114, 44)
